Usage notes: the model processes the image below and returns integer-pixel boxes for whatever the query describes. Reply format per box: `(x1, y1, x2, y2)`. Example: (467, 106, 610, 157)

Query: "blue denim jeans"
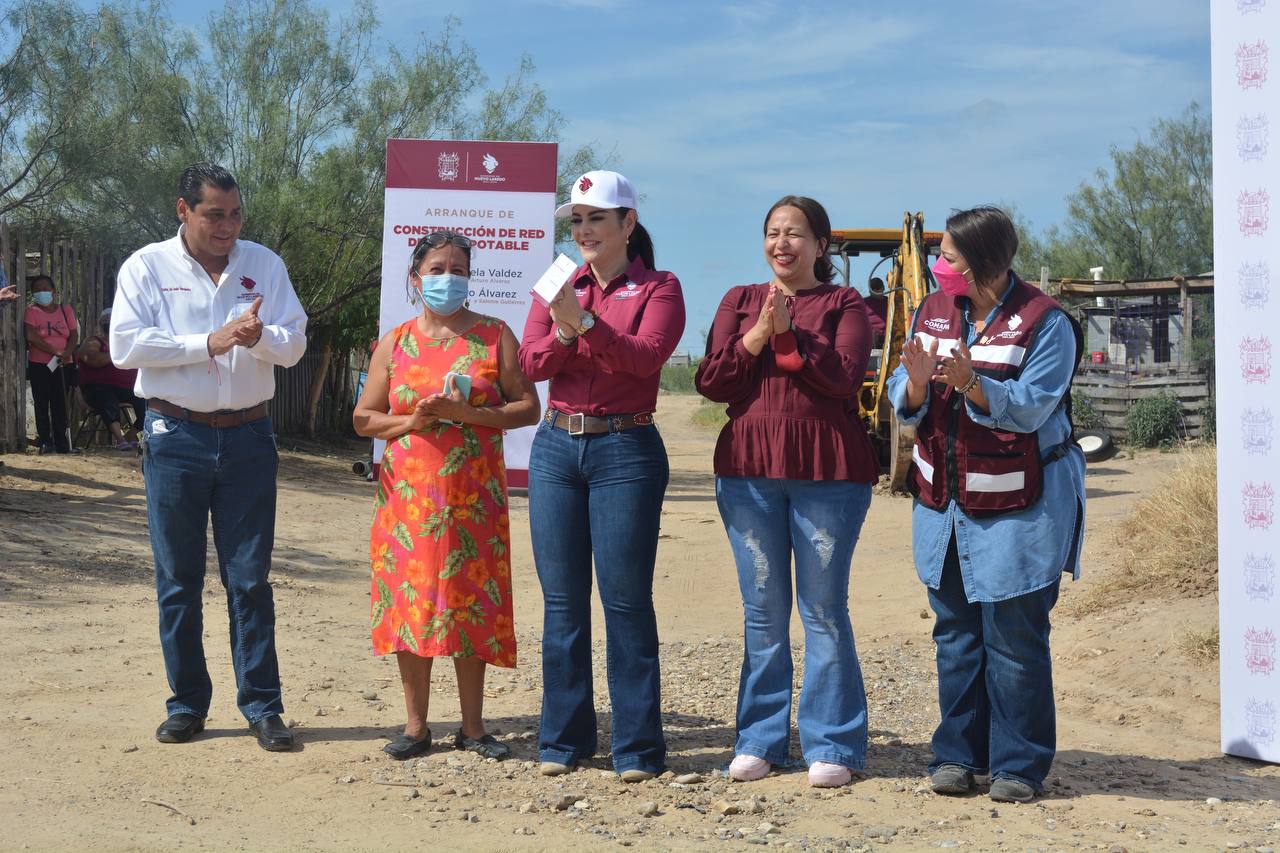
(927, 534, 1060, 789)
(715, 476, 873, 769)
(527, 420, 669, 773)
(142, 409, 284, 724)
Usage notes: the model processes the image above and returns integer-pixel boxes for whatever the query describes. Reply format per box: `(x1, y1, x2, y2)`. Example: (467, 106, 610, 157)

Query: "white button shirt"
(110, 227, 308, 411)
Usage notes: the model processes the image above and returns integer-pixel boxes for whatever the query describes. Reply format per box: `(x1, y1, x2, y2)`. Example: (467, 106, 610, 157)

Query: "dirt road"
(0, 394, 1275, 851)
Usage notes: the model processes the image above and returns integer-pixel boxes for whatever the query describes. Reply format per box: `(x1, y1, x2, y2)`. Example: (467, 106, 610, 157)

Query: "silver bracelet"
(957, 373, 980, 395)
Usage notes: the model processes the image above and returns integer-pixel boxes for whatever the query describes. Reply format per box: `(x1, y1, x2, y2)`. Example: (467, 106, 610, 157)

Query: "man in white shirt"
(111, 163, 307, 751)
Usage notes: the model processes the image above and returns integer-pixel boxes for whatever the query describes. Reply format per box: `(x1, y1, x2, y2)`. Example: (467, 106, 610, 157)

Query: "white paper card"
(46, 356, 60, 372)
(530, 253, 578, 307)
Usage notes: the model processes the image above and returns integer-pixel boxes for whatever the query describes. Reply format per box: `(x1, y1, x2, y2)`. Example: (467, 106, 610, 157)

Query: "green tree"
(5, 0, 598, 433)
(1018, 102, 1212, 281)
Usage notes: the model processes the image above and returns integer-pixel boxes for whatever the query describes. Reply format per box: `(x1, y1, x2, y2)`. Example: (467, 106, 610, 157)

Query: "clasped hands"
(207, 296, 264, 356)
(743, 286, 792, 352)
(405, 386, 471, 431)
(901, 335, 978, 392)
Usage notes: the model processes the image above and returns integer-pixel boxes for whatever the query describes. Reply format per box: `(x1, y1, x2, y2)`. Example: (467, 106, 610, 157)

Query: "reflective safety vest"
(908, 277, 1080, 517)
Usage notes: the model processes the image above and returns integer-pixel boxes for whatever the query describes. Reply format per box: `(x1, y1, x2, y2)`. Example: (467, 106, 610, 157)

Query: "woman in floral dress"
(354, 231, 539, 760)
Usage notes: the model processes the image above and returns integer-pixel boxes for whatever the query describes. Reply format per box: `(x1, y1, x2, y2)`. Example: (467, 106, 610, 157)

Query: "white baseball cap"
(554, 170, 638, 219)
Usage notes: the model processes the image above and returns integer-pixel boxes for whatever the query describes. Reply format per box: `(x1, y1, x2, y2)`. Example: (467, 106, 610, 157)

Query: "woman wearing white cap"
(519, 170, 685, 781)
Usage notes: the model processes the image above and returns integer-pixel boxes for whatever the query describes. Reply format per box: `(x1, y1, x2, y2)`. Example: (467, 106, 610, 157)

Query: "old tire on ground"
(1075, 429, 1115, 464)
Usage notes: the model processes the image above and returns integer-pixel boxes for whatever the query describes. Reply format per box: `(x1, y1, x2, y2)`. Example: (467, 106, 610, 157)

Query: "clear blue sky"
(173, 0, 1210, 352)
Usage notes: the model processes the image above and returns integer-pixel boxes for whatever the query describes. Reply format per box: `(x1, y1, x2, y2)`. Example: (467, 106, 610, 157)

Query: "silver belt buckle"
(568, 412, 586, 435)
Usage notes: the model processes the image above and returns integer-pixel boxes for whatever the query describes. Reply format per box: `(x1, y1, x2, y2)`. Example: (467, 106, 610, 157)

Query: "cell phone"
(439, 372, 473, 426)
(444, 371, 473, 400)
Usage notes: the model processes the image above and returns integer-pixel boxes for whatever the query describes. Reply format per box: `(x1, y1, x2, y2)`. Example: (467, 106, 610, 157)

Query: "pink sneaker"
(807, 761, 852, 787)
(729, 754, 771, 782)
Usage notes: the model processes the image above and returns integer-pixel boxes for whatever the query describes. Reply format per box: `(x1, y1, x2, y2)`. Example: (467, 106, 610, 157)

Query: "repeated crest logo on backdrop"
(1240, 335, 1273, 382)
(1245, 553, 1277, 602)
(1238, 41, 1270, 89)
(1242, 407, 1275, 455)
(1246, 628, 1278, 676)
(1239, 189, 1271, 236)
(1239, 114, 1270, 161)
(1243, 482, 1277, 529)
(1246, 699, 1277, 744)
(1239, 261, 1271, 308)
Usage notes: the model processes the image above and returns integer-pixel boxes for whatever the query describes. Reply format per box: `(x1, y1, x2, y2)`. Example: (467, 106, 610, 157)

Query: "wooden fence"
(1073, 365, 1212, 442)
(0, 222, 118, 452)
(269, 344, 356, 436)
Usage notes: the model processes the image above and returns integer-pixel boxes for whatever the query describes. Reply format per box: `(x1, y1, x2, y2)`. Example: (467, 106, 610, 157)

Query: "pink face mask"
(932, 257, 972, 297)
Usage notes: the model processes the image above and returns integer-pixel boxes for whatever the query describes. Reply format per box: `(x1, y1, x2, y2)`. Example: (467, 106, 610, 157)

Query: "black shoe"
(384, 729, 432, 760)
(452, 730, 511, 760)
(250, 714, 295, 751)
(155, 712, 206, 743)
(930, 764, 976, 795)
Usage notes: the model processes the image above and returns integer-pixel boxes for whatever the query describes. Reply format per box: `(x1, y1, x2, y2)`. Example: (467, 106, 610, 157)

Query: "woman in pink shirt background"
(24, 274, 79, 454)
(697, 196, 877, 789)
(519, 170, 685, 782)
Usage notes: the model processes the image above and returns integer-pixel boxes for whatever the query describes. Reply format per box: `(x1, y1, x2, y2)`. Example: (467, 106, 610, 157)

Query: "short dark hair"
(29, 274, 54, 291)
(178, 163, 239, 209)
(868, 276, 885, 293)
(944, 206, 1019, 285)
(763, 195, 837, 283)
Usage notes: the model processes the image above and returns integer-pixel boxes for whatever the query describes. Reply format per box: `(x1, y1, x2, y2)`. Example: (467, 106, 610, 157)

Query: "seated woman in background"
(78, 307, 146, 449)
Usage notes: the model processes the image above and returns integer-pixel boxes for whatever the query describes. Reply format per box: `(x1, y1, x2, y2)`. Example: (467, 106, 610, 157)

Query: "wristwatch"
(575, 311, 596, 336)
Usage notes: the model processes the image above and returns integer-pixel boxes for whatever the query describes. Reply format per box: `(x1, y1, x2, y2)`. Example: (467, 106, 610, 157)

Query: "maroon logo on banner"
(1245, 628, 1277, 675)
(240, 275, 256, 290)
(1240, 261, 1271, 309)
(1242, 407, 1275, 455)
(437, 151, 461, 182)
(1239, 189, 1270, 236)
(1239, 0, 1267, 13)
(1243, 482, 1276, 529)
(1247, 699, 1277, 743)
(1240, 336, 1272, 382)
(578, 176, 593, 193)
(1238, 41, 1269, 89)
(1245, 553, 1277, 602)
(1238, 114, 1270, 162)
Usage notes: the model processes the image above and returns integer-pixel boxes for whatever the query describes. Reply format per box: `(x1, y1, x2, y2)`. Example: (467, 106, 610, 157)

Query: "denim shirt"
(887, 276, 1086, 603)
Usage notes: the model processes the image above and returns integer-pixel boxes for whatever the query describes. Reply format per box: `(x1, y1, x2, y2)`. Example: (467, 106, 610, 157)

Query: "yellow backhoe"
(827, 212, 942, 488)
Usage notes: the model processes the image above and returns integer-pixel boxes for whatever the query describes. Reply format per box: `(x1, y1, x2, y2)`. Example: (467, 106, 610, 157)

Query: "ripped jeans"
(715, 476, 873, 768)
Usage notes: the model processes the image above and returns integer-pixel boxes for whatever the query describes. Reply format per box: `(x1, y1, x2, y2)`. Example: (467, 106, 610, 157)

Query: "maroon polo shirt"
(695, 282, 878, 482)
(519, 256, 686, 416)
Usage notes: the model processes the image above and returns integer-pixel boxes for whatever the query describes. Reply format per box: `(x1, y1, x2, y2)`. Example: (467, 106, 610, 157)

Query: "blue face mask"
(33, 291, 54, 306)
(417, 273, 469, 316)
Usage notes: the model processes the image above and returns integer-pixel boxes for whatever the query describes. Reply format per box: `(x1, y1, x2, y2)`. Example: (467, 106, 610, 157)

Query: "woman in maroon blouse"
(696, 195, 877, 788)
(519, 170, 685, 782)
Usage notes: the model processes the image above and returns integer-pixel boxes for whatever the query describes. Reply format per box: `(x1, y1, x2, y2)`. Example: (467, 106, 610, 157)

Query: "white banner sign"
(1213, 0, 1280, 763)
(378, 138, 558, 486)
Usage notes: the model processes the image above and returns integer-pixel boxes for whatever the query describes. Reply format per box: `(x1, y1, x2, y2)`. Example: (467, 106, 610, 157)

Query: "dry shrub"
(1177, 625, 1219, 665)
(1079, 447, 1217, 609)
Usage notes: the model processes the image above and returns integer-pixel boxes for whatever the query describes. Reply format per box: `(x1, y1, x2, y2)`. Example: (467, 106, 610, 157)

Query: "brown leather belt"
(149, 398, 269, 428)
(544, 409, 654, 435)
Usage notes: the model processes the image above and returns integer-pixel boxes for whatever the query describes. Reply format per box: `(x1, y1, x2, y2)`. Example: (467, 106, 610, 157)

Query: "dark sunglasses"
(417, 231, 472, 252)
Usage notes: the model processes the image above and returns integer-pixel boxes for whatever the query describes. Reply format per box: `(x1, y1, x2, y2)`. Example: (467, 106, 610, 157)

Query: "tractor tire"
(1075, 429, 1115, 464)
(887, 413, 916, 491)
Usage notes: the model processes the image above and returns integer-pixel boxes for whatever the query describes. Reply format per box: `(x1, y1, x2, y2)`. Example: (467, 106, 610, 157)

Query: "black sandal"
(383, 729, 432, 760)
(453, 730, 511, 760)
